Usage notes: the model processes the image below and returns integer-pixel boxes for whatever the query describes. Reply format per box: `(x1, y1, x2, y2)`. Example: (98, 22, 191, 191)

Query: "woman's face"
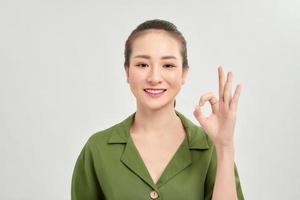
(125, 29, 188, 110)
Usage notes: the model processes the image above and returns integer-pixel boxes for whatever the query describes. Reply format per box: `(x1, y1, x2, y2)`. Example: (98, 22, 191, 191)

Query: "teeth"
(145, 89, 165, 94)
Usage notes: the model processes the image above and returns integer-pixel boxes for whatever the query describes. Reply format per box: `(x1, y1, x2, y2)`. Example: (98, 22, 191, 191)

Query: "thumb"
(193, 105, 206, 126)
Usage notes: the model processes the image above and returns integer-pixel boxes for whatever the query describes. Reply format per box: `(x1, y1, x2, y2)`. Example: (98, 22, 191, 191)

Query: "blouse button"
(149, 190, 159, 199)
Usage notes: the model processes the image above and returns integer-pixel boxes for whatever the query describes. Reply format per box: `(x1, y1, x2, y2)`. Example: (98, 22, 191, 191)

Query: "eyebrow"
(133, 55, 177, 60)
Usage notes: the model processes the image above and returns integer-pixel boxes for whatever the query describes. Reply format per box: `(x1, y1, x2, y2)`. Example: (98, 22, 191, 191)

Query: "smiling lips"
(144, 88, 167, 97)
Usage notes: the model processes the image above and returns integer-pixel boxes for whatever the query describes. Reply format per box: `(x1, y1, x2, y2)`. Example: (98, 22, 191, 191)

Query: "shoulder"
(86, 121, 123, 147)
(83, 112, 135, 149)
(194, 123, 215, 149)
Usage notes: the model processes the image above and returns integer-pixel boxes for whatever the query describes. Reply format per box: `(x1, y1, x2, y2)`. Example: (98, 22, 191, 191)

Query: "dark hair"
(124, 19, 187, 108)
(124, 19, 189, 69)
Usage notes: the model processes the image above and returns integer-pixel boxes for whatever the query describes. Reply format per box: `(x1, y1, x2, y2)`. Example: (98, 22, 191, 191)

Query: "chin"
(139, 100, 173, 111)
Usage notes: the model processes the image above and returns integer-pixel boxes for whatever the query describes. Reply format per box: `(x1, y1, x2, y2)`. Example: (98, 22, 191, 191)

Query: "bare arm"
(212, 145, 237, 200)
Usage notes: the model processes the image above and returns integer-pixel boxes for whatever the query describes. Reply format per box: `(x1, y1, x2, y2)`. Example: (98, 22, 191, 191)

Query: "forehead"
(131, 30, 182, 59)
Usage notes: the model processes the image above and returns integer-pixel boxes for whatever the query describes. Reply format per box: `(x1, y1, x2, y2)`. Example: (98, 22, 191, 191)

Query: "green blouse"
(71, 110, 244, 200)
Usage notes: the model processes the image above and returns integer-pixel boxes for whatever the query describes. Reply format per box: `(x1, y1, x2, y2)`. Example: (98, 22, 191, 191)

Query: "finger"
(230, 84, 242, 111)
(223, 71, 233, 108)
(193, 105, 207, 125)
(198, 92, 219, 113)
(198, 92, 214, 106)
(218, 65, 225, 102)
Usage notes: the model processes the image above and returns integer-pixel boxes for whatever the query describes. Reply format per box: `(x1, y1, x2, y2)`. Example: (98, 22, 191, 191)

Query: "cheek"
(129, 70, 145, 87)
(167, 73, 183, 88)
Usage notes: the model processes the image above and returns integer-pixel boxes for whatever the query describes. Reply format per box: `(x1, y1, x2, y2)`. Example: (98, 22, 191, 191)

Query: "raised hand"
(193, 65, 242, 148)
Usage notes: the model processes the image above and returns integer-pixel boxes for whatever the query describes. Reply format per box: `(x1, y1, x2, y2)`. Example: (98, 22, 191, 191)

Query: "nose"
(146, 66, 162, 84)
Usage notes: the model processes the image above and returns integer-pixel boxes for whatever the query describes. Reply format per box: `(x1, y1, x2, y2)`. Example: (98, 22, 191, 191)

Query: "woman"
(71, 19, 244, 200)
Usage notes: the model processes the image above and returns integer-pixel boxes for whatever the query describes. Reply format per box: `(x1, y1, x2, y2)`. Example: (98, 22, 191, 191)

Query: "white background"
(1, 0, 299, 199)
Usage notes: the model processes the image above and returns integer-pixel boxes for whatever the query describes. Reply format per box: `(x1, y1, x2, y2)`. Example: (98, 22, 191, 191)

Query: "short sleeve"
(71, 140, 105, 200)
(204, 146, 245, 200)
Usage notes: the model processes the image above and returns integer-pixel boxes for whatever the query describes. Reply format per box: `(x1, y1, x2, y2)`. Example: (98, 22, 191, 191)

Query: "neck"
(131, 100, 180, 135)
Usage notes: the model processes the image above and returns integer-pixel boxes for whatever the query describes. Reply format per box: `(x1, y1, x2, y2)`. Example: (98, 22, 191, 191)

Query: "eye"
(136, 63, 148, 68)
(164, 64, 175, 68)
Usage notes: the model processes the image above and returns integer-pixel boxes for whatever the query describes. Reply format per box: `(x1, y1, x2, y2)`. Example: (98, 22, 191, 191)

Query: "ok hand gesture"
(193, 65, 242, 148)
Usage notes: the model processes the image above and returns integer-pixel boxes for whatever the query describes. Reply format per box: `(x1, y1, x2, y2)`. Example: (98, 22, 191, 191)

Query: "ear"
(124, 65, 129, 83)
(181, 67, 189, 85)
